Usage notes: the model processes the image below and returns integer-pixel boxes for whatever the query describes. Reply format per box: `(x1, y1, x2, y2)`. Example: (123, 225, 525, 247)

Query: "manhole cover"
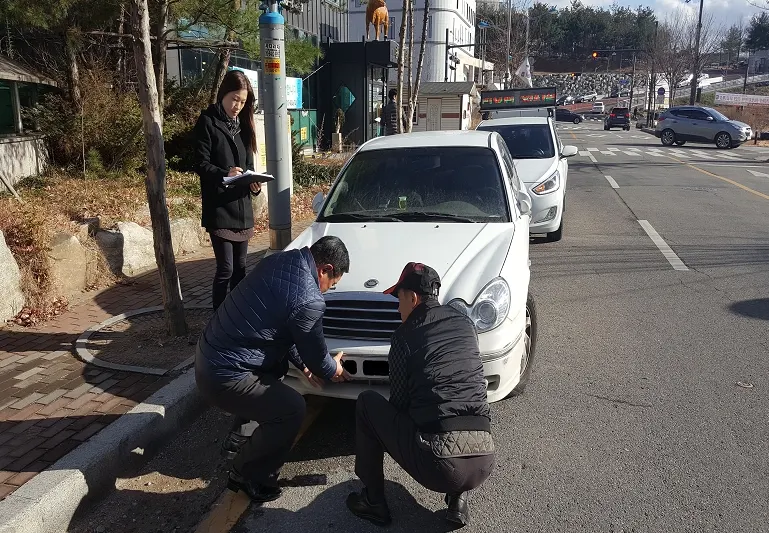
(85, 308, 212, 371)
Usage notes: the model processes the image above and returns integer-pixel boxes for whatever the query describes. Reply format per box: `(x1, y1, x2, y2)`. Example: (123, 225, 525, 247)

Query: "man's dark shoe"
(445, 493, 470, 526)
(227, 471, 282, 503)
(221, 432, 248, 460)
(346, 488, 392, 526)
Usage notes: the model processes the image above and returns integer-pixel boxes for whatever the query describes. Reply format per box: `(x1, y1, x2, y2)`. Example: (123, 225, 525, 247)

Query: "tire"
(715, 132, 732, 149)
(604, 125, 610, 131)
(546, 218, 563, 242)
(509, 293, 538, 397)
(675, 140, 686, 146)
(574, 118, 580, 124)
(661, 129, 676, 146)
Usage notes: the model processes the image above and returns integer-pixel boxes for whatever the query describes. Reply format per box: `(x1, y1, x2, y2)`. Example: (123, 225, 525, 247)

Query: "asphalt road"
(71, 123, 769, 533)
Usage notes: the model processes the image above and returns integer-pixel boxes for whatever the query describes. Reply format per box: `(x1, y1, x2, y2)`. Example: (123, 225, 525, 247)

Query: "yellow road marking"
(194, 397, 328, 533)
(570, 131, 577, 140)
(667, 155, 769, 201)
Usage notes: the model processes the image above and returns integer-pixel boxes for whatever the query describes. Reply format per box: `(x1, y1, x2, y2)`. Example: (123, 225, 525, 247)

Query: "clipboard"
(223, 170, 276, 187)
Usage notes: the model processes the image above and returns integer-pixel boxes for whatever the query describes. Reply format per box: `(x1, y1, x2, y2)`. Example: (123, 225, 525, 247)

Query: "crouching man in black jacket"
(347, 262, 495, 527)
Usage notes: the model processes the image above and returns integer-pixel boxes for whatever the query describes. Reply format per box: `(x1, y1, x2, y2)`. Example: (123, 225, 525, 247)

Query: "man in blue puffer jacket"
(195, 235, 351, 502)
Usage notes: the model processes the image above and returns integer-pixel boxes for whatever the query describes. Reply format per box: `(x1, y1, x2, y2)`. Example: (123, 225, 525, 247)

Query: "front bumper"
(284, 316, 527, 404)
(528, 191, 563, 234)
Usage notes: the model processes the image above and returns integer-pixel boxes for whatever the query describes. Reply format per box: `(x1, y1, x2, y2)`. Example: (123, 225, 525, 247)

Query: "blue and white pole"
(260, 0, 292, 250)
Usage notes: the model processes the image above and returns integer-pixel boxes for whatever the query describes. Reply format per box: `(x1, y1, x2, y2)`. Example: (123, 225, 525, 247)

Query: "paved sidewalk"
(0, 219, 313, 501)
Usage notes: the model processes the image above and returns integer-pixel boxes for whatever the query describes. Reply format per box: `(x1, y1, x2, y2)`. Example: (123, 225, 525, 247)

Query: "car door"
(666, 109, 694, 140)
(686, 108, 717, 141)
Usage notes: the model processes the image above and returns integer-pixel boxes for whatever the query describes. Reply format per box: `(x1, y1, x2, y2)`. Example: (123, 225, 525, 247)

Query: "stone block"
(0, 230, 25, 322)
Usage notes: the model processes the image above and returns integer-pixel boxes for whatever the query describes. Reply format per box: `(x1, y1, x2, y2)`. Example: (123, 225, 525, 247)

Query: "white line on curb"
(638, 220, 689, 271)
(604, 175, 619, 189)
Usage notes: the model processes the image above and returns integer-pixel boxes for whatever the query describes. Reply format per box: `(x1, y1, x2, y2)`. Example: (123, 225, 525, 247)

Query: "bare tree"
(130, 0, 188, 336)
(154, 0, 171, 117)
(657, 16, 690, 105)
(395, 0, 410, 134)
(405, 0, 430, 133)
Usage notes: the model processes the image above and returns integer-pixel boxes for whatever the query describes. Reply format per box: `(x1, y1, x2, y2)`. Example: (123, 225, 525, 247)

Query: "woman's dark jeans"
(210, 234, 249, 309)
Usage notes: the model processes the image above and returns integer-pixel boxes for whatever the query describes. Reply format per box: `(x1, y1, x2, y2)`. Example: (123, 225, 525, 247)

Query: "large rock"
(170, 218, 203, 255)
(0, 230, 25, 321)
(96, 222, 155, 277)
(252, 185, 269, 218)
(48, 232, 87, 298)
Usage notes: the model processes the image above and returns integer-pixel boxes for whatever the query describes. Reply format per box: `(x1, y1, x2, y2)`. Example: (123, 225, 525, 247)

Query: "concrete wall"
(0, 135, 47, 190)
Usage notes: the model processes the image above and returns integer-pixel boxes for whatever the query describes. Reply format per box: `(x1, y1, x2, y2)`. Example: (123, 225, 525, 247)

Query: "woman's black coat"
(193, 104, 256, 231)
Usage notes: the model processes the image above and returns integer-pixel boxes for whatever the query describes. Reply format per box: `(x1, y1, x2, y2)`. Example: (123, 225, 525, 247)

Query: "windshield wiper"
(381, 211, 477, 223)
(319, 213, 402, 222)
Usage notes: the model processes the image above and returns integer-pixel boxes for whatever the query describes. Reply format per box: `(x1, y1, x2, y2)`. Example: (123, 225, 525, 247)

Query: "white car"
(283, 130, 538, 403)
(591, 102, 605, 113)
(476, 114, 578, 241)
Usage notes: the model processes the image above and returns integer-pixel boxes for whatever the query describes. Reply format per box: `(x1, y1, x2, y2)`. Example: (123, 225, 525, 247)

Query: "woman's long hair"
(217, 70, 257, 153)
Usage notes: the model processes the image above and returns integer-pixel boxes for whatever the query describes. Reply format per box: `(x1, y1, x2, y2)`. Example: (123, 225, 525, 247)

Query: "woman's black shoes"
(227, 472, 282, 503)
(346, 488, 392, 526)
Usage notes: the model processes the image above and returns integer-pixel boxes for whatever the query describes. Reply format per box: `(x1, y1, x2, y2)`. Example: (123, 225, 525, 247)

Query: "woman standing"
(194, 69, 262, 309)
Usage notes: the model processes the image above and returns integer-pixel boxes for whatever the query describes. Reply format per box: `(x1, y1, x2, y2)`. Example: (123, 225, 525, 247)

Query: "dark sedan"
(555, 108, 584, 124)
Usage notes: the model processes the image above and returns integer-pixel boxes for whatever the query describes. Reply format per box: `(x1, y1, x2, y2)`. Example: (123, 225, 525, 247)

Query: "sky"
(544, 0, 766, 27)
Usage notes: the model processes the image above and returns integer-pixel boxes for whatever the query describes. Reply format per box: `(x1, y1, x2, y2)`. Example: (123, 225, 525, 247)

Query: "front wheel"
(509, 293, 538, 397)
(661, 129, 676, 146)
(715, 132, 732, 149)
(546, 218, 563, 242)
(574, 118, 581, 124)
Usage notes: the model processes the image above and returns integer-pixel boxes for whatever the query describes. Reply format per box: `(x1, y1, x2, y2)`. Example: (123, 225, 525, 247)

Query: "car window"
(688, 109, 711, 121)
(707, 108, 730, 121)
(495, 137, 523, 216)
(670, 109, 689, 118)
(319, 147, 510, 223)
(476, 123, 555, 159)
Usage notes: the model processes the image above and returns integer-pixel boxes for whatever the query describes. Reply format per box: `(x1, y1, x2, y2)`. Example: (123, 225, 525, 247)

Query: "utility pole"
(689, 0, 704, 105)
(505, 0, 511, 88)
(260, 0, 292, 251)
(743, 48, 750, 94)
(524, 7, 530, 61)
(444, 27, 449, 82)
(629, 51, 636, 111)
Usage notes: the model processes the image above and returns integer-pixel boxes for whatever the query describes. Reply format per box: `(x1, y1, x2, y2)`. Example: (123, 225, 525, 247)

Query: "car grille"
(323, 293, 401, 340)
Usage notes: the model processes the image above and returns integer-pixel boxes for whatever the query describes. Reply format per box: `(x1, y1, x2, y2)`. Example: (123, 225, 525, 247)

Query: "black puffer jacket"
(193, 104, 255, 231)
(388, 299, 491, 433)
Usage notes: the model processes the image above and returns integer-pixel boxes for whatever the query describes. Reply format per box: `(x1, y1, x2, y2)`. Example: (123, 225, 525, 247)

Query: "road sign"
(657, 87, 665, 96)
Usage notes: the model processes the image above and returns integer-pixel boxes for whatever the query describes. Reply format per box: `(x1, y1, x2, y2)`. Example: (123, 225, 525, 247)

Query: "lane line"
(587, 147, 600, 152)
(638, 220, 689, 271)
(604, 175, 619, 189)
(570, 132, 577, 140)
(194, 397, 329, 533)
(665, 155, 769, 201)
(587, 152, 598, 163)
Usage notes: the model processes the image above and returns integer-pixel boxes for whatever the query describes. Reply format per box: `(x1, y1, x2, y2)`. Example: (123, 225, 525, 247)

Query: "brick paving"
(0, 219, 314, 501)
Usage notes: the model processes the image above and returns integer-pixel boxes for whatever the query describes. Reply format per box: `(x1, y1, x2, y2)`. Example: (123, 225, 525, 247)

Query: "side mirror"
(517, 189, 532, 216)
(706, 116, 715, 122)
(312, 191, 325, 214)
(561, 145, 579, 158)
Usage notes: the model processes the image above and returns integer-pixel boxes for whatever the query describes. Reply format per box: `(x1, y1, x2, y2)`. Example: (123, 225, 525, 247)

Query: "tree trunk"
(153, 0, 170, 118)
(117, 3, 127, 89)
(395, 0, 409, 134)
(210, 33, 234, 104)
(130, 0, 188, 337)
(409, 0, 430, 133)
(405, 1, 414, 133)
(64, 29, 82, 111)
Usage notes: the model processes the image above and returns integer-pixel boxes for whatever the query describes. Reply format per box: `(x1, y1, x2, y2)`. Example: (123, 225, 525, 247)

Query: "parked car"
(477, 114, 578, 242)
(284, 130, 538, 403)
(655, 106, 753, 149)
(555, 108, 584, 124)
(591, 102, 605, 113)
(604, 106, 631, 130)
(556, 95, 575, 106)
(578, 91, 598, 102)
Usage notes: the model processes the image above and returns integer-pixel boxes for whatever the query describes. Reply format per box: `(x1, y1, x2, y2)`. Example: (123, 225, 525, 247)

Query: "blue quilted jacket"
(197, 247, 337, 384)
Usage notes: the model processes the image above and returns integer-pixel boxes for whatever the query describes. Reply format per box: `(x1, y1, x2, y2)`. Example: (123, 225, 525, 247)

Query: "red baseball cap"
(383, 262, 441, 297)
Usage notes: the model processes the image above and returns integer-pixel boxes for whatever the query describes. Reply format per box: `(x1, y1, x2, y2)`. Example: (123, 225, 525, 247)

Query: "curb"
(0, 369, 204, 533)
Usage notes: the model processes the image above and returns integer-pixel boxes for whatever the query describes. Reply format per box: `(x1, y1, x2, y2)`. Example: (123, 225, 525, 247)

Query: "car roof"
(358, 130, 494, 152)
(477, 116, 550, 127)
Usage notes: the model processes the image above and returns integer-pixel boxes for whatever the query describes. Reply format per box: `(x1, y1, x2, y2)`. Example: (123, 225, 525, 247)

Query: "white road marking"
(688, 150, 716, 160)
(608, 147, 621, 151)
(668, 149, 691, 159)
(600, 151, 615, 155)
(638, 220, 688, 271)
(747, 169, 769, 178)
(622, 151, 642, 156)
(604, 175, 619, 188)
(587, 147, 600, 152)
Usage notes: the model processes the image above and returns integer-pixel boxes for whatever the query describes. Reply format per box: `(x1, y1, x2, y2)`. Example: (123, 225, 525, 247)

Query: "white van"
(592, 102, 605, 113)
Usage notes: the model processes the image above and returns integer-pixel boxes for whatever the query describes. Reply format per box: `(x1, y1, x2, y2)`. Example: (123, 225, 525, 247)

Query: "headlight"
(531, 170, 560, 195)
(448, 277, 511, 332)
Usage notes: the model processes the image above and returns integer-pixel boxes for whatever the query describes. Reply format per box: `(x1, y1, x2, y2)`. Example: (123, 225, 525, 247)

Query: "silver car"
(655, 106, 752, 149)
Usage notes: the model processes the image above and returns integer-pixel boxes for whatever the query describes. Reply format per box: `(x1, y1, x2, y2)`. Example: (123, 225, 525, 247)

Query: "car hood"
(730, 120, 751, 129)
(285, 221, 514, 304)
(513, 158, 558, 185)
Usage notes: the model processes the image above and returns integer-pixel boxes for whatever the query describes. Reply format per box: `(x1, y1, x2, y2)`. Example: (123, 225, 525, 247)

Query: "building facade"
(348, 0, 490, 83)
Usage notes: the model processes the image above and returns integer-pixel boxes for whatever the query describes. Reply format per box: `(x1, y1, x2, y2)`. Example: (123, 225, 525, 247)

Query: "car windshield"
(476, 124, 555, 159)
(318, 147, 509, 223)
